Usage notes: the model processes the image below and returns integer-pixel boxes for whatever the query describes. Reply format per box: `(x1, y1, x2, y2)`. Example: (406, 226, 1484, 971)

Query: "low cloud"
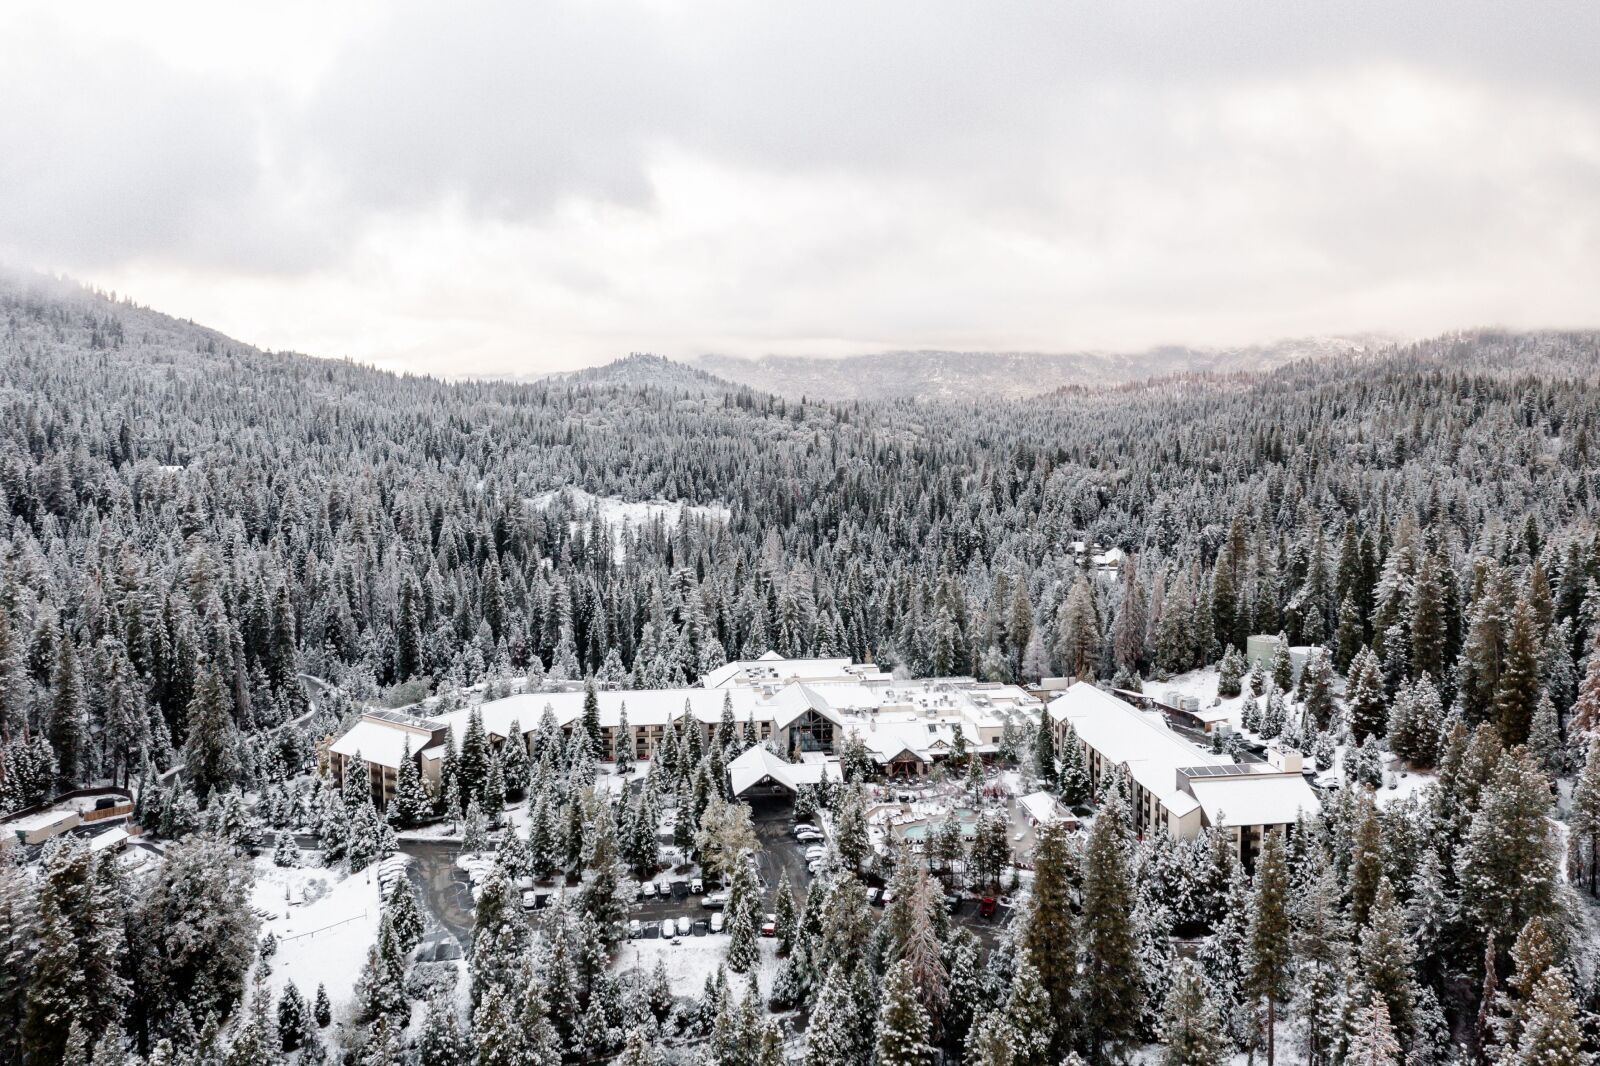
(3, 1, 1598, 373)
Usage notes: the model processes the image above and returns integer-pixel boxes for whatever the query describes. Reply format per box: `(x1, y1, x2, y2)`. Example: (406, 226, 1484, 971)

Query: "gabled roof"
(727, 745, 833, 797)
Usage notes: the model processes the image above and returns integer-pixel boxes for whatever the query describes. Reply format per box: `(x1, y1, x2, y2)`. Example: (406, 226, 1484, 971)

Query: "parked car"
(701, 891, 729, 909)
(760, 913, 777, 937)
(661, 918, 678, 938)
(867, 887, 883, 906)
(807, 860, 822, 876)
(804, 846, 826, 861)
(710, 911, 725, 933)
(791, 823, 817, 836)
(795, 829, 824, 843)
(640, 881, 657, 899)
(882, 889, 896, 905)
(978, 896, 997, 919)
(693, 919, 709, 936)
(629, 919, 642, 939)
(690, 877, 705, 894)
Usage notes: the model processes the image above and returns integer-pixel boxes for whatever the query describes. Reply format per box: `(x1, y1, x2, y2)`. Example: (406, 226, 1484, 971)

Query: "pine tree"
(1347, 646, 1388, 743)
(583, 676, 603, 749)
(1570, 735, 1600, 895)
(48, 630, 88, 789)
(1346, 998, 1401, 1066)
(1456, 750, 1558, 964)
(1162, 959, 1229, 1066)
(472, 982, 525, 1066)
(874, 960, 933, 1066)
(1507, 969, 1586, 1066)
(1020, 823, 1075, 1037)
(354, 912, 408, 1023)
(183, 659, 242, 804)
(386, 873, 425, 952)
(1527, 690, 1565, 778)
(276, 984, 314, 1052)
(1079, 798, 1142, 1061)
(1031, 709, 1058, 791)
(417, 992, 464, 1066)
(387, 739, 432, 828)
(1359, 878, 1416, 1044)
(774, 874, 798, 956)
(1496, 598, 1542, 746)
(313, 983, 332, 1027)
(1246, 828, 1291, 1064)
(1003, 949, 1054, 1066)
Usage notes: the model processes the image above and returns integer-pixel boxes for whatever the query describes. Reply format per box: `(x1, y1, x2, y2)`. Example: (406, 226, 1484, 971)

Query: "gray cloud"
(1, 1, 1597, 372)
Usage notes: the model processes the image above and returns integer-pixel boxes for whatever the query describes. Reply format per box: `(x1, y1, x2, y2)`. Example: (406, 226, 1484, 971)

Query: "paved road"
(398, 839, 477, 954)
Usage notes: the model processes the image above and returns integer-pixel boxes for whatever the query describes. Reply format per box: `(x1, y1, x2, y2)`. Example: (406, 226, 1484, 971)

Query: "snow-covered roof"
(1049, 682, 1226, 818)
(89, 827, 130, 851)
(329, 719, 423, 770)
(727, 745, 833, 796)
(1018, 791, 1070, 825)
(1186, 772, 1322, 828)
(700, 653, 882, 689)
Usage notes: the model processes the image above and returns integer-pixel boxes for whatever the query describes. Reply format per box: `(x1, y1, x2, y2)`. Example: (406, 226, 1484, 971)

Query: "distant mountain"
(545, 352, 736, 394)
(691, 336, 1396, 401)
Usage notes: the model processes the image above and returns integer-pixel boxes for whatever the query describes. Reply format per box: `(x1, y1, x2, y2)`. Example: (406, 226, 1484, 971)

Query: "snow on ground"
(1376, 765, 1438, 808)
(529, 488, 730, 560)
(252, 856, 386, 1015)
(613, 934, 781, 1000)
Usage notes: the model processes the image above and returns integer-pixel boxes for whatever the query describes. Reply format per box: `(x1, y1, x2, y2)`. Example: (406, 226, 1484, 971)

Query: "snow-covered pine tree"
(873, 960, 932, 1066)
(1161, 959, 1229, 1066)
(1079, 794, 1142, 1061)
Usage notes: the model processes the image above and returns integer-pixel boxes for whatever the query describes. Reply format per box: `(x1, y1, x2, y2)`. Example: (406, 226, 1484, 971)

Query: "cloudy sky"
(2, 1, 1597, 375)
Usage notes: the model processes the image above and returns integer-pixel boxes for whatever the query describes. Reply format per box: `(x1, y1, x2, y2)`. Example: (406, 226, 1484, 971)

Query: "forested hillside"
(1, 275, 1598, 804)
(3, 275, 1600, 1065)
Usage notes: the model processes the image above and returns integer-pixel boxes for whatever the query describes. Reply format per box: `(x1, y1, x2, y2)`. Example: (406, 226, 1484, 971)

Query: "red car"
(760, 914, 777, 937)
(978, 897, 997, 919)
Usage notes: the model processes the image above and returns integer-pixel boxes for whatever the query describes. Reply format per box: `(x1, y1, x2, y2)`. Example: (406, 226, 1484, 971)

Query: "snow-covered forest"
(3, 272, 1600, 1066)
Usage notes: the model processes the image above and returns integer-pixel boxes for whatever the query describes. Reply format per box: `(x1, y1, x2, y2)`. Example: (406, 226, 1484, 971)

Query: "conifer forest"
(0, 271, 1599, 1066)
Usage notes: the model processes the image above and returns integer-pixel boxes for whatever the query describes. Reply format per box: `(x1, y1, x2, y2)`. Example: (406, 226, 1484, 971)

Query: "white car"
(710, 911, 725, 933)
(660, 918, 677, 938)
(628, 919, 642, 939)
(807, 860, 823, 876)
(794, 829, 824, 843)
(640, 881, 657, 899)
(701, 891, 730, 910)
(791, 823, 818, 837)
(804, 846, 826, 861)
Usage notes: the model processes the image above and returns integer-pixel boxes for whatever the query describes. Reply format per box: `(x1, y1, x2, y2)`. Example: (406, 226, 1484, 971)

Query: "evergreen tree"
(1347, 646, 1388, 743)
(387, 740, 432, 828)
(1021, 822, 1075, 1038)
(1162, 959, 1229, 1066)
(874, 960, 933, 1066)
(1456, 750, 1558, 961)
(1032, 709, 1058, 791)
(184, 660, 242, 804)
(1346, 998, 1401, 1066)
(1078, 799, 1142, 1062)
(1496, 598, 1542, 745)
(1246, 828, 1291, 1065)
(417, 993, 464, 1066)
(1507, 969, 1586, 1066)
(1003, 949, 1054, 1066)
(1570, 735, 1600, 895)
(48, 631, 87, 789)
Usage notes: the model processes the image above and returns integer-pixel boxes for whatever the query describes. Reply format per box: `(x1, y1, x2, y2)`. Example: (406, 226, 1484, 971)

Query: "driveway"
(398, 839, 477, 953)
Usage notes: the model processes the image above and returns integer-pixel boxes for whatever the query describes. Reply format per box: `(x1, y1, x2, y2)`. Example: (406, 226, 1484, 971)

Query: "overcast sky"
(3, 1, 1597, 375)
